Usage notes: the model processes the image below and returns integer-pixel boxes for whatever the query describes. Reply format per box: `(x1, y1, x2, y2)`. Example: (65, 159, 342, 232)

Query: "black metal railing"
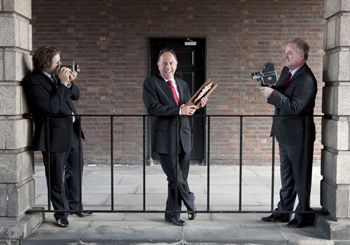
(26, 114, 328, 216)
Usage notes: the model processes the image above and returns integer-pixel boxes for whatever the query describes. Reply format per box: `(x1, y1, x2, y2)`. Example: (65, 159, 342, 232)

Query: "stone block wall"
(322, 0, 350, 220)
(0, 0, 44, 240)
(317, 0, 350, 240)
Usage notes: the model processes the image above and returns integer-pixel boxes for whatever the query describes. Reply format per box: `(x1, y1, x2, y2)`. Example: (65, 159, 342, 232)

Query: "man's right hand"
(180, 105, 197, 115)
(259, 87, 274, 98)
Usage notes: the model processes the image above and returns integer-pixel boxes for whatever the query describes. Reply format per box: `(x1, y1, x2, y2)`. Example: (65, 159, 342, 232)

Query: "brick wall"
(31, 0, 324, 165)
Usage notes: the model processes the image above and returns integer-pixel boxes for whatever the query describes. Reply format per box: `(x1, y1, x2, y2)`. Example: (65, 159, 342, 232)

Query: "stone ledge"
(316, 215, 350, 240)
(0, 208, 44, 240)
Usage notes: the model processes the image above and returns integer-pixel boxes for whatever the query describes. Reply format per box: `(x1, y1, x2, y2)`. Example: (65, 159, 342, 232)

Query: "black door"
(149, 37, 206, 164)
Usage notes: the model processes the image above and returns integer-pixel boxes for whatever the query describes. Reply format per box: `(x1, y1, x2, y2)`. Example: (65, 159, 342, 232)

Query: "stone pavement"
(21, 164, 338, 244)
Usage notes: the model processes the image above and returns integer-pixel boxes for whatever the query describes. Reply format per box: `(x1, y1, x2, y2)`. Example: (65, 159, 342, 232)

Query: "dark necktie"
(51, 75, 58, 87)
(284, 72, 292, 87)
(167, 80, 179, 106)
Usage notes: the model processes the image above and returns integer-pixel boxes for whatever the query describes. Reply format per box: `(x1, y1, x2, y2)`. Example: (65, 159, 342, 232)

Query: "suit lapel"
(283, 64, 306, 90)
(174, 78, 183, 104)
(289, 64, 306, 85)
(39, 72, 57, 91)
(157, 75, 178, 106)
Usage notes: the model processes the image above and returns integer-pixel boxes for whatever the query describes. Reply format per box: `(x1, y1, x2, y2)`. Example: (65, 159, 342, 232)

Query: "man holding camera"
(23, 46, 91, 228)
(259, 38, 317, 228)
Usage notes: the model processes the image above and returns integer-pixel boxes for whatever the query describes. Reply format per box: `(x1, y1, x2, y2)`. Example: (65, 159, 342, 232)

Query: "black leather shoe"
(72, 211, 93, 217)
(286, 218, 313, 228)
(165, 217, 186, 226)
(261, 214, 289, 223)
(56, 219, 69, 228)
(188, 206, 197, 220)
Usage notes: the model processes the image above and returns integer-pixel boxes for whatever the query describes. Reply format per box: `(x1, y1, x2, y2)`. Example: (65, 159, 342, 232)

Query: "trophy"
(186, 78, 218, 108)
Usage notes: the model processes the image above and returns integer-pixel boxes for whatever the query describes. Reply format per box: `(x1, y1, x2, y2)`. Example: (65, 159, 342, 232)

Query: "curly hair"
(32, 46, 60, 71)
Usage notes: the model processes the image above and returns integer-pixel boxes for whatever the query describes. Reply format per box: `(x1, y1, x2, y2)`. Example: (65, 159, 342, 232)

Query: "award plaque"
(186, 78, 218, 108)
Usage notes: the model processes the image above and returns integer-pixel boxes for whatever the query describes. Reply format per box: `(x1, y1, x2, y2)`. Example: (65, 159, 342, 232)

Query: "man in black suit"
(259, 38, 317, 228)
(23, 46, 91, 228)
(143, 48, 207, 226)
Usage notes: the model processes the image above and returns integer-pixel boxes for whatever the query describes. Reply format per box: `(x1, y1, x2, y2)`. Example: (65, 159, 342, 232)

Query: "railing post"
(78, 115, 83, 210)
(271, 134, 275, 212)
(175, 116, 179, 216)
(239, 116, 243, 212)
(45, 115, 51, 210)
(207, 116, 210, 211)
(110, 116, 114, 210)
(143, 116, 146, 211)
(147, 117, 152, 166)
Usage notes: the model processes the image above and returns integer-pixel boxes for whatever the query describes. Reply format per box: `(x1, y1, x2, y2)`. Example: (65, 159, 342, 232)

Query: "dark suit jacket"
(268, 64, 317, 146)
(143, 74, 191, 154)
(23, 68, 83, 152)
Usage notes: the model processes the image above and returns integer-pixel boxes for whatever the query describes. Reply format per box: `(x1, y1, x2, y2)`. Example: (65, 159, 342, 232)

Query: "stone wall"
(316, 0, 350, 240)
(0, 0, 43, 240)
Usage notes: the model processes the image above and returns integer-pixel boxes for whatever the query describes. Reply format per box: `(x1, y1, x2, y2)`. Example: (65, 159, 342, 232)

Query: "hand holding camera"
(68, 70, 78, 82)
(252, 62, 278, 98)
(259, 86, 274, 98)
(58, 66, 78, 87)
(57, 67, 71, 86)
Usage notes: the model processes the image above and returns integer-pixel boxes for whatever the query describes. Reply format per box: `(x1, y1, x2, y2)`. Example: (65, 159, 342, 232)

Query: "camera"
(251, 62, 278, 87)
(62, 61, 80, 72)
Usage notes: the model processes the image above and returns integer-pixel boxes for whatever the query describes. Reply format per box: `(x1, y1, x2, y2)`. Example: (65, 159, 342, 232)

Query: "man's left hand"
(69, 70, 78, 82)
(199, 97, 208, 108)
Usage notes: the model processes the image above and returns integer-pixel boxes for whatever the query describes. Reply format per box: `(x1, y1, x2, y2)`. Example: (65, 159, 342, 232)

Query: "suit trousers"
(42, 127, 83, 221)
(276, 142, 314, 221)
(158, 143, 195, 219)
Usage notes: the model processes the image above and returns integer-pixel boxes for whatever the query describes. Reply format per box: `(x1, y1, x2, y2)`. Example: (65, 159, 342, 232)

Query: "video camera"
(62, 61, 80, 72)
(251, 62, 278, 87)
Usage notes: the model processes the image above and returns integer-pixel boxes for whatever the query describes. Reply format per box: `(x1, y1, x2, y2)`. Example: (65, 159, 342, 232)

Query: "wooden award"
(186, 78, 218, 108)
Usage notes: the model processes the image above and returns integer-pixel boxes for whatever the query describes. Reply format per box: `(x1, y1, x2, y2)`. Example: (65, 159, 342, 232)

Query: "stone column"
(0, 0, 43, 241)
(317, 0, 350, 240)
